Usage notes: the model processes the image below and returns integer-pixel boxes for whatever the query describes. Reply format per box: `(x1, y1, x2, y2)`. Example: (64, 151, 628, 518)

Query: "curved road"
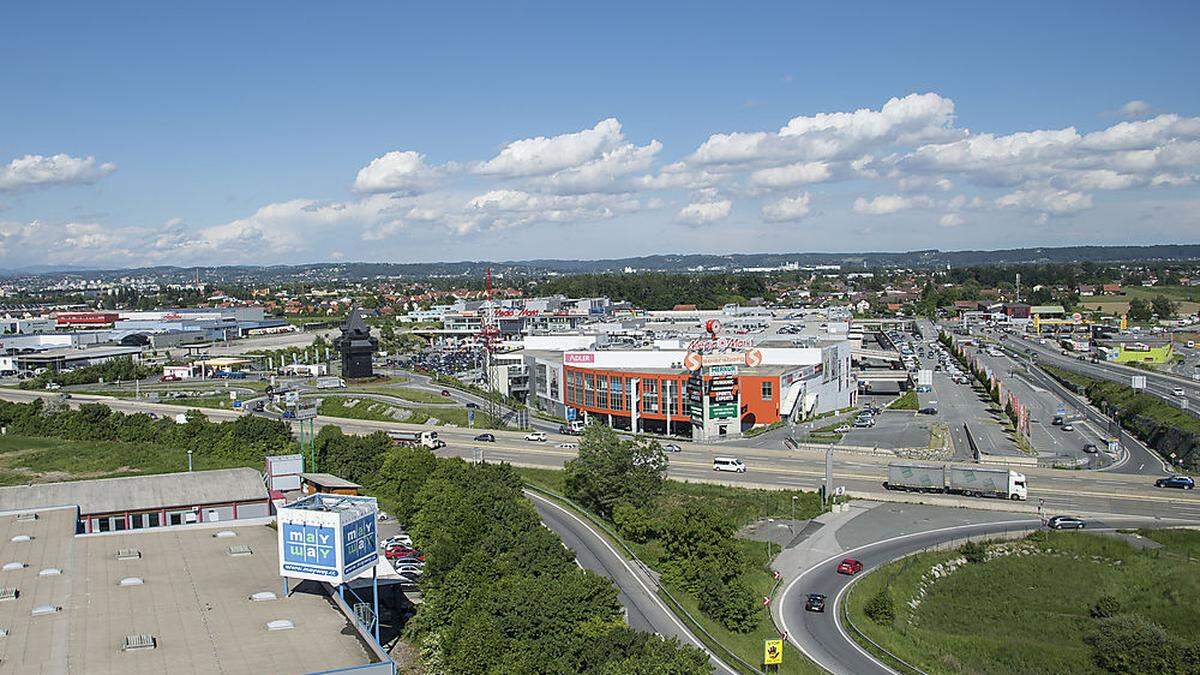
(778, 515, 1193, 675)
(526, 491, 736, 674)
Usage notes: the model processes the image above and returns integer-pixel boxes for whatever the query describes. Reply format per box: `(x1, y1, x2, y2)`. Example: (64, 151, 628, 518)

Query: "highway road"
(778, 515, 1192, 675)
(1008, 332, 1200, 415)
(526, 491, 735, 674)
(4, 388, 1198, 523)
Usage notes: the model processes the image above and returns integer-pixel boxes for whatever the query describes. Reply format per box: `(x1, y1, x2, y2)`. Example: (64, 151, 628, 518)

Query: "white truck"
(387, 430, 446, 449)
(886, 462, 1027, 501)
(314, 377, 346, 390)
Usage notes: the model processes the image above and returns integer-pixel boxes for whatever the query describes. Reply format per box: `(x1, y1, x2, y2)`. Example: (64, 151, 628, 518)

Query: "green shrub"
(1091, 595, 1121, 619)
(959, 540, 987, 564)
(1085, 614, 1182, 674)
(864, 589, 895, 625)
(611, 501, 656, 544)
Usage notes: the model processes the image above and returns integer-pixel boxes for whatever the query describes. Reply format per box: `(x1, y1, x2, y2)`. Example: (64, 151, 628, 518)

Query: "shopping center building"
(524, 339, 855, 440)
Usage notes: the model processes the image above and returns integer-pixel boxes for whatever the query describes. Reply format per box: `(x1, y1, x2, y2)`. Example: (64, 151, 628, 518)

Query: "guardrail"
(837, 525, 1039, 675)
(522, 484, 760, 675)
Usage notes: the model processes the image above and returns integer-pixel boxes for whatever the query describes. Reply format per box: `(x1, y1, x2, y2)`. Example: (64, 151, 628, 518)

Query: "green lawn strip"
(0, 433, 257, 486)
(318, 396, 401, 422)
(845, 531, 1200, 674)
(889, 391, 919, 411)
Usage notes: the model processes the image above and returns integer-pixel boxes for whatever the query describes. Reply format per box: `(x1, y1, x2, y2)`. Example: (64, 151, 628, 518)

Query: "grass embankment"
(0, 434, 251, 486)
(1043, 365, 1199, 471)
(318, 396, 501, 428)
(889, 390, 919, 410)
(846, 530, 1200, 674)
(519, 467, 824, 674)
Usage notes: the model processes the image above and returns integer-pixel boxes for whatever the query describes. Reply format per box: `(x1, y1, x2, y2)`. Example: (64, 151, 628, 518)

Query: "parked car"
(394, 564, 424, 577)
(1082, 443, 1098, 454)
(556, 442, 579, 449)
(663, 443, 682, 453)
(1062, 423, 1074, 432)
(385, 534, 412, 548)
(835, 425, 852, 433)
(836, 558, 863, 575)
(524, 431, 547, 442)
(474, 433, 495, 442)
(918, 407, 938, 415)
(160, 374, 181, 382)
(1047, 515, 1086, 530)
(384, 544, 423, 561)
(853, 418, 874, 428)
(1155, 475, 1195, 490)
(804, 593, 826, 612)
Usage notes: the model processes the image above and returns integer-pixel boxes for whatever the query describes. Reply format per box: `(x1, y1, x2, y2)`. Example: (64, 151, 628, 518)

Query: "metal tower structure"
(479, 267, 502, 428)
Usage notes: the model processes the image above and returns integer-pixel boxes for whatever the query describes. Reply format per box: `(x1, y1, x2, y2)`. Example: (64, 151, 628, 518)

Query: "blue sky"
(2, 1, 1199, 268)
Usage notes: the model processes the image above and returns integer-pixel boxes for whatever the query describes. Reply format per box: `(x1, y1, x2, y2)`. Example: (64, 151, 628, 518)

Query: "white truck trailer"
(886, 462, 1027, 501)
(387, 430, 446, 449)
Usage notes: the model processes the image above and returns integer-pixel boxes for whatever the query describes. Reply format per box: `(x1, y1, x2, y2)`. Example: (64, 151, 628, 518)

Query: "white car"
(394, 564, 424, 577)
(1174, 387, 1186, 397)
(385, 534, 412, 548)
(525, 431, 548, 442)
(834, 425, 852, 433)
(712, 457, 746, 473)
(556, 442, 579, 449)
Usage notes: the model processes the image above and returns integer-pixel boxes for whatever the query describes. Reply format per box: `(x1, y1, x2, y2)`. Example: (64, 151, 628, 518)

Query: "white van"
(712, 457, 746, 473)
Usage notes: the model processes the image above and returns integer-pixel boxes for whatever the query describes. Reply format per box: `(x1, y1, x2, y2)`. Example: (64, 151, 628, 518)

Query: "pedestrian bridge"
(852, 348, 902, 363)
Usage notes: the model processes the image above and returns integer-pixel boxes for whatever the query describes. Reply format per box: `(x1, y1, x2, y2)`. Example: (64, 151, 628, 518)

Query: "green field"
(318, 396, 501, 428)
(0, 434, 249, 485)
(889, 390, 919, 410)
(845, 530, 1200, 674)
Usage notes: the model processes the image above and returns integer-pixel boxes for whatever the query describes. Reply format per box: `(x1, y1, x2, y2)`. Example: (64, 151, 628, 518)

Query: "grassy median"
(845, 530, 1200, 674)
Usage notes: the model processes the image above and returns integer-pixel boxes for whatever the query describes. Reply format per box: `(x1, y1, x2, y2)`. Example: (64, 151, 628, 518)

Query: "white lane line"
(524, 492, 738, 675)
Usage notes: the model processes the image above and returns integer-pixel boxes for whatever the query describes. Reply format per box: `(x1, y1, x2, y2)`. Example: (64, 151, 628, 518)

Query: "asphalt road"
(5, 389, 1198, 521)
(779, 515, 1191, 675)
(1010, 333, 1200, 415)
(526, 491, 735, 674)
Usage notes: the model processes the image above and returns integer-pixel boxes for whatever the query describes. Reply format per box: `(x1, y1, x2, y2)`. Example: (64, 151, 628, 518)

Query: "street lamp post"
(187, 448, 193, 472)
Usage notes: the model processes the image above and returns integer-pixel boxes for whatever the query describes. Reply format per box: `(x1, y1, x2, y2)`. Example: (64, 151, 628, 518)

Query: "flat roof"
(0, 507, 371, 674)
(300, 473, 361, 490)
(0, 468, 267, 516)
(195, 357, 253, 366)
(17, 345, 143, 361)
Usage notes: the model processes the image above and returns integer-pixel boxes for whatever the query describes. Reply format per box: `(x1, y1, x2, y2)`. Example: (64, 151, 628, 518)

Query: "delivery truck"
(388, 430, 446, 449)
(885, 462, 1027, 501)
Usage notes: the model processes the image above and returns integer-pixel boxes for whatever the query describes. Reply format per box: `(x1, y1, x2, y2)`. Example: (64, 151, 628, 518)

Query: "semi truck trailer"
(886, 462, 1027, 500)
(388, 430, 446, 449)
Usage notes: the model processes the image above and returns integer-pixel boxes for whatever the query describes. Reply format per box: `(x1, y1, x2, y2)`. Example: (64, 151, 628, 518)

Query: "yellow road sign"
(764, 638, 783, 665)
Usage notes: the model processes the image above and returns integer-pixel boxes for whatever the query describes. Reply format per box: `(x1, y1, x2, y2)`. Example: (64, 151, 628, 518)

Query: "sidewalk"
(769, 500, 875, 628)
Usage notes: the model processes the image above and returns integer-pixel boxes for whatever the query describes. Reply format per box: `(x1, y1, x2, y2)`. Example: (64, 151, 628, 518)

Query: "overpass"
(852, 347, 902, 363)
(856, 371, 912, 383)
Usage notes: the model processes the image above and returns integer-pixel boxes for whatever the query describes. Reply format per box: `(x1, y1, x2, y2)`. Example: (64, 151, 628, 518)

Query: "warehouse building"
(0, 505, 379, 673)
(0, 468, 271, 534)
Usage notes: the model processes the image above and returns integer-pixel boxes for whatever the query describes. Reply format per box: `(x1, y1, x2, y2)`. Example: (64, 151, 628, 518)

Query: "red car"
(160, 374, 181, 382)
(836, 558, 863, 575)
(384, 544, 423, 561)
(440, 389, 451, 397)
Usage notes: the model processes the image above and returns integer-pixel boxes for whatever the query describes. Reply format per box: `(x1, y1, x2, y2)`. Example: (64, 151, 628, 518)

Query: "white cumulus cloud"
(676, 199, 732, 225)
(761, 193, 812, 222)
(748, 162, 832, 188)
(475, 118, 626, 177)
(852, 194, 932, 215)
(353, 150, 443, 194)
(0, 154, 117, 191)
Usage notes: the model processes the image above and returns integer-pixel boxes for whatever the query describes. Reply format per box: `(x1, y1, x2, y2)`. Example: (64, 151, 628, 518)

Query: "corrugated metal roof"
(0, 468, 266, 515)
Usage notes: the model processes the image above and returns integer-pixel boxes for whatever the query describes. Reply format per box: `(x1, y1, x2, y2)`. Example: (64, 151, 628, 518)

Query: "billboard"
(278, 494, 378, 584)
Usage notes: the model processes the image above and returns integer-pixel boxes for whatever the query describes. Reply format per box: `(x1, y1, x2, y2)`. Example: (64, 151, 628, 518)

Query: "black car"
(1047, 515, 1086, 530)
(804, 593, 826, 612)
(1082, 443, 1098, 454)
(918, 407, 938, 415)
(465, 402, 479, 409)
(474, 433, 495, 442)
(1155, 475, 1195, 490)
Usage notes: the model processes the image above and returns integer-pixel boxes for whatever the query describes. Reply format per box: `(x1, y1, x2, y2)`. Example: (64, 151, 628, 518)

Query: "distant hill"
(4, 243, 1200, 282)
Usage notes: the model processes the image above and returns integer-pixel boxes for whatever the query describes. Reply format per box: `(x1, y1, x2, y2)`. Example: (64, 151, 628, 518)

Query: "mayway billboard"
(278, 494, 378, 584)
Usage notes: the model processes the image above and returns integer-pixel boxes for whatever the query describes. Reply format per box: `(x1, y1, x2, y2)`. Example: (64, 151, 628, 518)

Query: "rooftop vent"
(10, 535, 32, 543)
(227, 545, 252, 557)
(31, 604, 61, 617)
(0, 588, 17, 602)
(2, 562, 25, 572)
(249, 591, 277, 602)
(213, 530, 237, 539)
(38, 568, 62, 577)
(15, 513, 37, 522)
(118, 577, 144, 587)
(115, 549, 141, 561)
(265, 619, 294, 631)
(122, 634, 157, 651)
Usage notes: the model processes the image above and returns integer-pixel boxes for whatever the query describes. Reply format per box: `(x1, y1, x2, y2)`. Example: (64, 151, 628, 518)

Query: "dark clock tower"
(334, 307, 377, 379)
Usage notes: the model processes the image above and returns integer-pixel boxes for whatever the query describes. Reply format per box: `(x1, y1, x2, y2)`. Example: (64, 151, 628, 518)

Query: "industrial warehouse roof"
(0, 506, 371, 674)
(0, 468, 267, 516)
(15, 345, 144, 362)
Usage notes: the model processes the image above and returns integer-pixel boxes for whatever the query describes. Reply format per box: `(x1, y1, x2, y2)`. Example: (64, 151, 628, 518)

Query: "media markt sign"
(708, 403, 737, 419)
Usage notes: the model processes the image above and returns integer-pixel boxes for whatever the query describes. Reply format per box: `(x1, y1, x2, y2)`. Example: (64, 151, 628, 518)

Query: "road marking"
(524, 492, 737, 675)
